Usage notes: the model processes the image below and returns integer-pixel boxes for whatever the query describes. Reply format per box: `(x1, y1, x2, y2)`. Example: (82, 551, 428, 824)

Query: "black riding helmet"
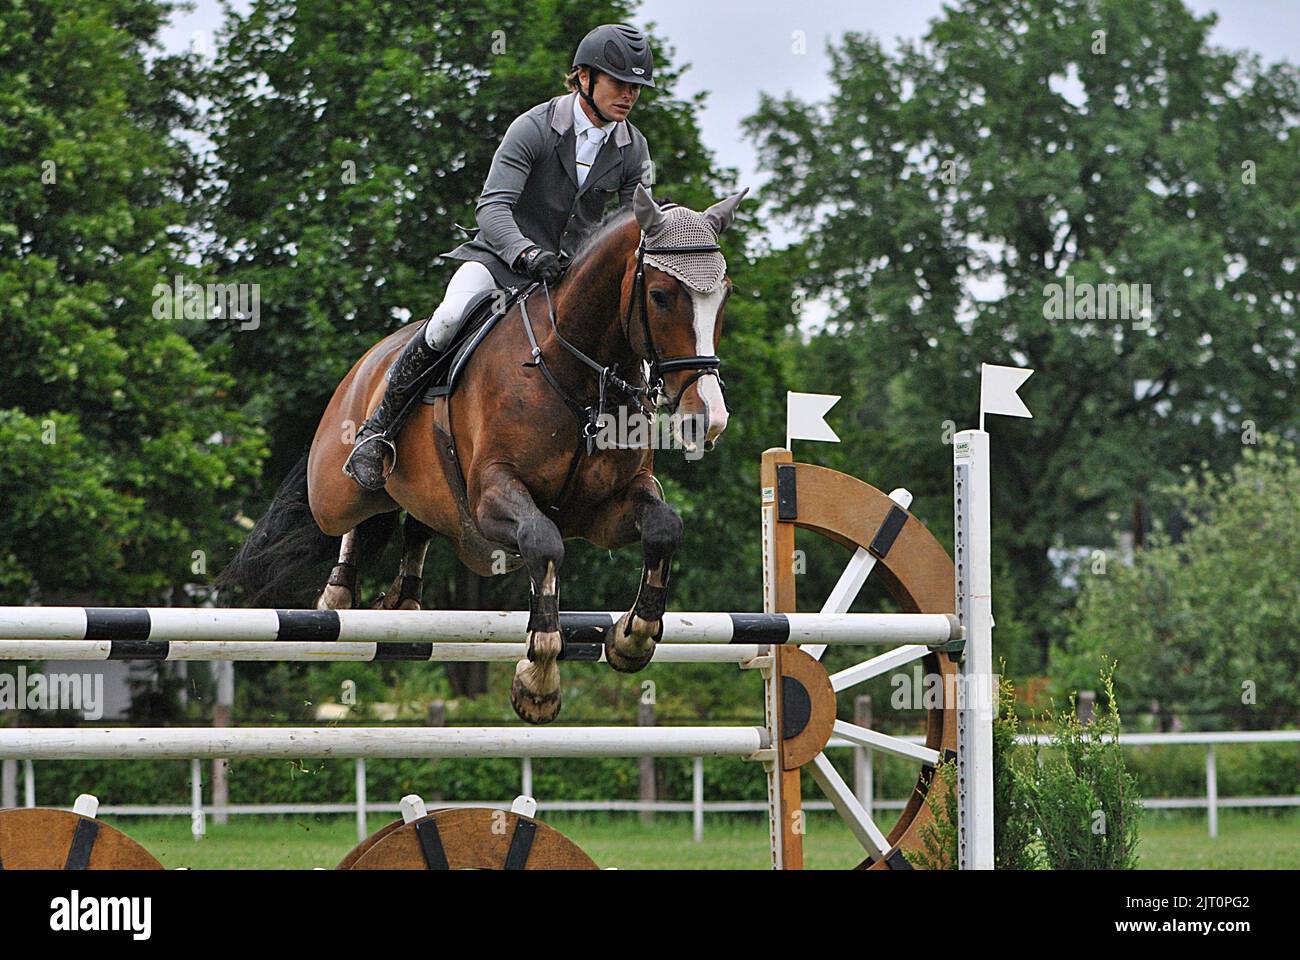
(572, 23, 655, 123)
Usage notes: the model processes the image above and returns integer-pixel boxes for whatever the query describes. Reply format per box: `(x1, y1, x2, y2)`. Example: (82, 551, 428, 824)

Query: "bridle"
(517, 228, 727, 511)
(624, 233, 727, 413)
(519, 230, 727, 443)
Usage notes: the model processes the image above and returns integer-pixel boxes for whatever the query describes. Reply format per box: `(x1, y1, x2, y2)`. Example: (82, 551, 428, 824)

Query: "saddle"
(420, 287, 524, 402)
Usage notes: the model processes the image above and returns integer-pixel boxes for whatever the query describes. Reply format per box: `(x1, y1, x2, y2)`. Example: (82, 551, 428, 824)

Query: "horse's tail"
(214, 452, 398, 608)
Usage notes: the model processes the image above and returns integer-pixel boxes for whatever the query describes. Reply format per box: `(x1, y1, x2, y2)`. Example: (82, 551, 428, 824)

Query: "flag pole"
(978, 363, 986, 432)
(785, 391, 791, 451)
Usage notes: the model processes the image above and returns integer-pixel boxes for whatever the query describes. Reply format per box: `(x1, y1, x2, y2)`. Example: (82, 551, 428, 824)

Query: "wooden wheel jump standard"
(0, 801, 162, 870)
(761, 449, 959, 870)
(338, 808, 597, 870)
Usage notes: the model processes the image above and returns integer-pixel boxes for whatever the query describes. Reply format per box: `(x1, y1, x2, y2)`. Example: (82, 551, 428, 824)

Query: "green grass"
(104, 808, 1300, 869)
(1134, 810, 1300, 869)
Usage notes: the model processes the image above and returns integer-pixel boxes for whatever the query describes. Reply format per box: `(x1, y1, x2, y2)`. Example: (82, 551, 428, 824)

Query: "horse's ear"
(702, 188, 750, 235)
(634, 183, 667, 235)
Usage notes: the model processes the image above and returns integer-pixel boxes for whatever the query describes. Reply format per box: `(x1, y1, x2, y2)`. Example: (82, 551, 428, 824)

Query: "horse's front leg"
(586, 474, 683, 673)
(474, 467, 566, 725)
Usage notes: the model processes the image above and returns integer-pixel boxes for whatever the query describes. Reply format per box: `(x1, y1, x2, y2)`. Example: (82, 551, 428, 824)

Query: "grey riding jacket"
(442, 93, 653, 289)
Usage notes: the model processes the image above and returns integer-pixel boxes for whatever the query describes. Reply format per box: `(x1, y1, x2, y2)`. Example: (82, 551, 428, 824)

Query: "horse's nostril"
(704, 439, 716, 452)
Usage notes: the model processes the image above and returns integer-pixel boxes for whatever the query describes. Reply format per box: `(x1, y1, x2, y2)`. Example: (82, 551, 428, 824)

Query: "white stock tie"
(575, 127, 606, 188)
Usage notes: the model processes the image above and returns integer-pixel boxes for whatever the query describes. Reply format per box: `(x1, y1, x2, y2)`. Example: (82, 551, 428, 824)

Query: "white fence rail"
(4, 730, 1296, 843)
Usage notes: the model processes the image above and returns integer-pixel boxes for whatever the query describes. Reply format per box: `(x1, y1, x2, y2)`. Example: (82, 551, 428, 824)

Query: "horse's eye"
(650, 289, 671, 310)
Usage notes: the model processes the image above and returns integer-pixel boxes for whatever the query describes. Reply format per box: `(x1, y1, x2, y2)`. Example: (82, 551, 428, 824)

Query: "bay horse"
(219, 184, 747, 723)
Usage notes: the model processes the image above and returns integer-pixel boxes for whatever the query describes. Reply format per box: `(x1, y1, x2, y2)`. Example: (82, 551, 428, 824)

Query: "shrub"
(1017, 663, 1142, 869)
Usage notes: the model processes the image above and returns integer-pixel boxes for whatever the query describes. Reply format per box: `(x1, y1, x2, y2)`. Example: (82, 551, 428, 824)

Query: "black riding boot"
(343, 332, 443, 490)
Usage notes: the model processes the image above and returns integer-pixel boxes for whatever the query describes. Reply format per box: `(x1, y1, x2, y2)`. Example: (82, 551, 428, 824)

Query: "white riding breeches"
(423, 260, 498, 349)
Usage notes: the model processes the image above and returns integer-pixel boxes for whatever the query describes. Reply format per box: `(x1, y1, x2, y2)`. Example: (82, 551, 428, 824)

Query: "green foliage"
(915, 671, 1040, 869)
(1017, 664, 1143, 869)
(29, 750, 774, 808)
(912, 759, 958, 869)
(1057, 436, 1300, 730)
(0, 0, 265, 604)
(1123, 742, 1300, 800)
(993, 673, 1041, 869)
(744, 0, 1300, 669)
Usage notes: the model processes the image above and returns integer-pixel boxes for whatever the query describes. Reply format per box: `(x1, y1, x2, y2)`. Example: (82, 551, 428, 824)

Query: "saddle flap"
(422, 288, 522, 402)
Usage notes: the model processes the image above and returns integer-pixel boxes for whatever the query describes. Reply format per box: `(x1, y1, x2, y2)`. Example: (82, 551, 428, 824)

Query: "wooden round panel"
(340, 808, 598, 870)
(336, 817, 405, 869)
(0, 809, 163, 870)
(779, 460, 958, 870)
(780, 647, 836, 770)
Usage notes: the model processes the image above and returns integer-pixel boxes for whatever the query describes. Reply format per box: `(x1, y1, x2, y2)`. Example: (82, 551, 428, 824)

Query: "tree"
(0, 0, 264, 604)
(1057, 436, 1300, 730)
(742, 0, 1300, 671)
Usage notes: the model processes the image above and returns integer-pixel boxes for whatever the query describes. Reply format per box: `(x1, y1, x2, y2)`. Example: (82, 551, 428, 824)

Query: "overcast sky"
(159, 0, 1298, 247)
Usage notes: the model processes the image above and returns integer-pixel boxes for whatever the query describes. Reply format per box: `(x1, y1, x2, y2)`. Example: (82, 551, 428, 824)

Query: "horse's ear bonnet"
(633, 185, 749, 294)
(643, 206, 728, 293)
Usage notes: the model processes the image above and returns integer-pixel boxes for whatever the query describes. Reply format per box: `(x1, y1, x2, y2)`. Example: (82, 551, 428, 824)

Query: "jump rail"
(0, 639, 766, 663)
(0, 727, 770, 760)
(0, 608, 961, 648)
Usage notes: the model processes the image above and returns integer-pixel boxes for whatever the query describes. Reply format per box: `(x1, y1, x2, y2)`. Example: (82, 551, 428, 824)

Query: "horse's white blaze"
(687, 287, 728, 441)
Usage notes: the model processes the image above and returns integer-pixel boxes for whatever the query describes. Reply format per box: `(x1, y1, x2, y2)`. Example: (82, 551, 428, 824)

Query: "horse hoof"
(370, 591, 421, 611)
(511, 676, 561, 725)
(604, 613, 657, 673)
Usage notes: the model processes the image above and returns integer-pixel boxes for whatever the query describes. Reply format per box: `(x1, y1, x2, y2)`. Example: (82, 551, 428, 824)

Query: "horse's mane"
(568, 208, 634, 267)
(567, 195, 680, 269)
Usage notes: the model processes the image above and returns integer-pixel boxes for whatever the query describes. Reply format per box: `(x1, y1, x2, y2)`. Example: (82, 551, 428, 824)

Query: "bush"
(1017, 663, 1142, 869)
(993, 673, 1040, 869)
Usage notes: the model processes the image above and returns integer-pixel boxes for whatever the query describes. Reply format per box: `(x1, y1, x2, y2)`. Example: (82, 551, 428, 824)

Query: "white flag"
(786, 391, 840, 450)
(979, 364, 1034, 428)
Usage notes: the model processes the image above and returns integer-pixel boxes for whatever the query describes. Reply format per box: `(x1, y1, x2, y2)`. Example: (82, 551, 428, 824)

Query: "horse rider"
(344, 23, 657, 490)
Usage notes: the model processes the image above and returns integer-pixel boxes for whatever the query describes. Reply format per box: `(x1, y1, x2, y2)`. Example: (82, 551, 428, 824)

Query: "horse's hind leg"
(473, 467, 565, 725)
(373, 516, 434, 610)
(316, 529, 359, 610)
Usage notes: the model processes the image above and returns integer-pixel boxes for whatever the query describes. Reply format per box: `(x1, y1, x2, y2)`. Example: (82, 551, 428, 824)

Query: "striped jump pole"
(0, 608, 962, 655)
(0, 639, 765, 663)
(0, 726, 770, 760)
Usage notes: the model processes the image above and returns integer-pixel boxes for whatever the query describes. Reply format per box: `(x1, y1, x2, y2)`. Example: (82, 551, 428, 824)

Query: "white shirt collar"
(572, 92, 611, 142)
